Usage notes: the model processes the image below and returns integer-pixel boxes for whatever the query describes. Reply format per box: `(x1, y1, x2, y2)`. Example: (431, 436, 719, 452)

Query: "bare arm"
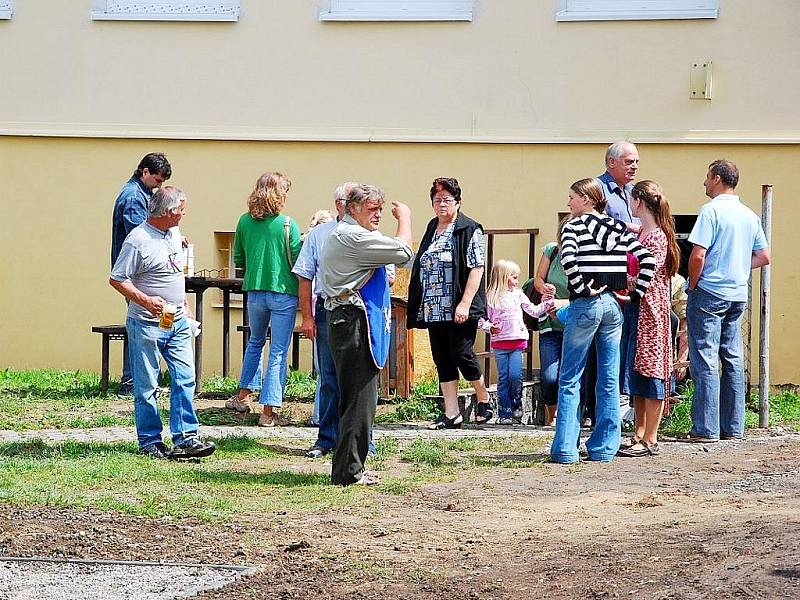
(752, 248, 771, 269)
(534, 252, 556, 296)
(297, 277, 316, 340)
(454, 267, 484, 323)
(687, 245, 706, 290)
(109, 278, 164, 317)
(391, 201, 412, 245)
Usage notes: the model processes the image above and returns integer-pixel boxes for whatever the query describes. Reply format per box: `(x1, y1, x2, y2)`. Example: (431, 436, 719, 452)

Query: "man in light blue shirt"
(292, 184, 349, 458)
(686, 160, 770, 442)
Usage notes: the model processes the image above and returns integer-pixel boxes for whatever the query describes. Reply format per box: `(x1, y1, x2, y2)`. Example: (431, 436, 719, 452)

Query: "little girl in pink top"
(480, 260, 554, 424)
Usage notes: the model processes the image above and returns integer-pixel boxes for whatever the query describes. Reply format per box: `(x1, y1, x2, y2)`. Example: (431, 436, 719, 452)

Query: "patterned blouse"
(418, 223, 484, 322)
(634, 229, 673, 383)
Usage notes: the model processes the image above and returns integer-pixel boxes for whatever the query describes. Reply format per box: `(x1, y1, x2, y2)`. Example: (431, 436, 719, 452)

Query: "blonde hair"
(308, 209, 334, 230)
(248, 172, 291, 220)
(486, 259, 521, 307)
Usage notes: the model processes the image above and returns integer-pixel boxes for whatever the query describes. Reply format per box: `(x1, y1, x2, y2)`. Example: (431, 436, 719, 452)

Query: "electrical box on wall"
(690, 60, 713, 100)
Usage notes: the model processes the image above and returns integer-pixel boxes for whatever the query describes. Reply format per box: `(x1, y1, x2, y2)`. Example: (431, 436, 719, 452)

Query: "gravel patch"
(0, 558, 253, 600)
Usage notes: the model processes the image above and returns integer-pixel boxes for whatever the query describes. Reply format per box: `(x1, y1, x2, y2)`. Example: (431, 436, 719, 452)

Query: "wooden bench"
(236, 324, 307, 371)
(91, 325, 128, 392)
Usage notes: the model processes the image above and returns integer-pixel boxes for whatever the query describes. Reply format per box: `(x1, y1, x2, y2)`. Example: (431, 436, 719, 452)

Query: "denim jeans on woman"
(538, 331, 563, 408)
(239, 290, 298, 407)
(494, 348, 523, 419)
(550, 293, 623, 463)
(686, 286, 747, 439)
(127, 316, 200, 449)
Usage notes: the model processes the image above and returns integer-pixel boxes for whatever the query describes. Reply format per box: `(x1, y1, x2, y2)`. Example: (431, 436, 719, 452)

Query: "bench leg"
(101, 335, 110, 393)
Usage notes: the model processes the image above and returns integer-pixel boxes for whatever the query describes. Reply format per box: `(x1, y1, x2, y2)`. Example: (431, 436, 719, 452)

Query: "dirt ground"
(1, 431, 798, 599)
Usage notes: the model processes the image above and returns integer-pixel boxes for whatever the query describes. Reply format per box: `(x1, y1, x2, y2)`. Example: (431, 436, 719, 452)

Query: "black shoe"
(474, 402, 493, 424)
(139, 442, 169, 459)
(117, 382, 134, 398)
(427, 413, 463, 430)
(305, 446, 331, 459)
(169, 436, 216, 459)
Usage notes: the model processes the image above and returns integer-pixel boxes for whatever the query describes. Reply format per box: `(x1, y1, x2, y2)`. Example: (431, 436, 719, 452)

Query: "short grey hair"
(148, 186, 186, 217)
(334, 181, 359, 201)
(605, 141, 638, 165)
(346, 183, 384, 211)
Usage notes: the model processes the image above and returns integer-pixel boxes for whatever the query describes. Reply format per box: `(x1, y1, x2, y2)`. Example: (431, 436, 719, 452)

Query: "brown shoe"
(257, 412, 275, 427)
(225, 396, 251, 413)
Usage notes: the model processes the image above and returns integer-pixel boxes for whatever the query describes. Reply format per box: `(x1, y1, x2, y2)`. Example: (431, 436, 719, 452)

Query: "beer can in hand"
(159, 302, 177, 329)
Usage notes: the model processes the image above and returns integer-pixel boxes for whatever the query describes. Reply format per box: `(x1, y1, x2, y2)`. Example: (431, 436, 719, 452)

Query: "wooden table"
(185, 276, 246, 387)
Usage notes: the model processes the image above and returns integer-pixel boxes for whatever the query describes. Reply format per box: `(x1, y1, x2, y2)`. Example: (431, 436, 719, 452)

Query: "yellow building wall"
(0, 1, 799, 141)
(0, 137, 796, 383)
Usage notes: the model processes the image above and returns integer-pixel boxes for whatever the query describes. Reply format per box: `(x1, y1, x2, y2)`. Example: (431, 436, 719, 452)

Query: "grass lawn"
(0, 369, 315, 431)
(0, 435, 550, 521)
(659, 380, 800, 434)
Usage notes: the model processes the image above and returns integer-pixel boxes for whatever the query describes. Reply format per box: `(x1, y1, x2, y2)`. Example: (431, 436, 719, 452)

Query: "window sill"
(319, 11, 472, 22)
(90, 11, 238, 22)
(556, 9, 718, 22)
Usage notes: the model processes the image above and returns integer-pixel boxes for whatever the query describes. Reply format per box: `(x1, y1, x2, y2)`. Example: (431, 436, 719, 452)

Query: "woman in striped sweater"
(550, 178, 656, 464)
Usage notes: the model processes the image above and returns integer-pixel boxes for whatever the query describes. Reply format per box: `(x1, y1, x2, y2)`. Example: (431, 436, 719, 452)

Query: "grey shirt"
(320, 215, 413, 311)
(111, 222, 186, 323)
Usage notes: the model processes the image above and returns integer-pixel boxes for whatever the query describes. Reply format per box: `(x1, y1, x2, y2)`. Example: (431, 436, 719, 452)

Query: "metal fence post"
(758, 185, 773, 428)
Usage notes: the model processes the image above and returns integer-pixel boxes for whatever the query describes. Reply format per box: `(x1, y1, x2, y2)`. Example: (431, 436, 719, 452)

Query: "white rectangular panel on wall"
(0, 2, 13, 19)
(91, 1, 240, 21)
(320, 0, 473, 21)
(556, 0, 719, 21)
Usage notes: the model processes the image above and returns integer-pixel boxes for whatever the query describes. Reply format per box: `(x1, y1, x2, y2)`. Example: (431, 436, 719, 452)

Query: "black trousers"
(328, 304, 379, 485)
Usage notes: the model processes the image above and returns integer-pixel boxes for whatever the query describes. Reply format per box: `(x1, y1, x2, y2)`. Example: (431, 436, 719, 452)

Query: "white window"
(0, 2, 13, 19)
(91, 1, 240, 22)
(320, 0, 473, 22)
(556, 0, 719, 22)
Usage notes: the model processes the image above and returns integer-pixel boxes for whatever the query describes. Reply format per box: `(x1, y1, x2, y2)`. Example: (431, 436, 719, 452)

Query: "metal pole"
(758, 185, 773, 428)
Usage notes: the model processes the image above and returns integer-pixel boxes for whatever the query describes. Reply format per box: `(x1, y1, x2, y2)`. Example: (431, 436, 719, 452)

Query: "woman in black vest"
(407, 177, 492, 429)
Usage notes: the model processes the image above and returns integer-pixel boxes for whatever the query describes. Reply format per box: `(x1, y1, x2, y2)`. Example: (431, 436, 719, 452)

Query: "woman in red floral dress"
(619, 180, 680, 457)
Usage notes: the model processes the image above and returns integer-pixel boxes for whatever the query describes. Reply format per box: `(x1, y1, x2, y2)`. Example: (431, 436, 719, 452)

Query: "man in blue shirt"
(596, 141, 641, 426)
(292, 183, 353, 458)
(110, 153, 172, 395)
(597, 141, 641, 227)
(687, 159, 770, 442)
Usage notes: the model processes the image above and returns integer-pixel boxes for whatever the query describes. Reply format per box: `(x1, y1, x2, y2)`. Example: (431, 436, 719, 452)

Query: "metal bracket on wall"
(690, 60, 713, 100)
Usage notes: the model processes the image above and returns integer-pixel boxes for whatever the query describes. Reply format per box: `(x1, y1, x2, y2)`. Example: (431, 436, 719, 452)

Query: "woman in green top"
(226, 172, 302, 427)
(534, 229, 570, 426)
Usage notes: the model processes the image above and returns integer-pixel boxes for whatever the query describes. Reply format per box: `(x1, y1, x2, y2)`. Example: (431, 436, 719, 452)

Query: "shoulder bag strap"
(283, 216, 295, 267)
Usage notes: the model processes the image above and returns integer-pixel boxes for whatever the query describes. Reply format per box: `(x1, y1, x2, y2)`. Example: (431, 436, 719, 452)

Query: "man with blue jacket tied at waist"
(320, 184, 413, 486)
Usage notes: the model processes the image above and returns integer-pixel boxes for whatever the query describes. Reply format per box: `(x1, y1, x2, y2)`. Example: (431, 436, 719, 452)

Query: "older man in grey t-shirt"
(110, 186, 214, 461)
(321, 184, 412, 486)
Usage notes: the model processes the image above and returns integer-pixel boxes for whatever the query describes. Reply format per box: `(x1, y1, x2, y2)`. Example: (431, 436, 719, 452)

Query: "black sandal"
(427, 413, 463, 430)
(618, 441, 657, 458)
(474, 402, 493, 424)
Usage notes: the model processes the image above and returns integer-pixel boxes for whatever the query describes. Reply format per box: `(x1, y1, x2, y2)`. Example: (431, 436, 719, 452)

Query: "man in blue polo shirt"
(596, 141, 641, 426)
(687, 159, 770, 442)
(110, 153, 172, 395)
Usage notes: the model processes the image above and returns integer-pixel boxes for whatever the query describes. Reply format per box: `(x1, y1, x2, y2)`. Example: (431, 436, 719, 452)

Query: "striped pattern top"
(560, 213, 656, 301)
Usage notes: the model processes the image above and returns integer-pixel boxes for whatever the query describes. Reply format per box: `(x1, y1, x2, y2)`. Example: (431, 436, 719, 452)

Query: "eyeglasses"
(433, 197, 456, 205)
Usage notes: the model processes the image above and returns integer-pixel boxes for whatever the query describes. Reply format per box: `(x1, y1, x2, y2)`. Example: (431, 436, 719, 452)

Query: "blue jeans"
(687, 287, 747, 439)
(551, 293, 623, 463)
(539, 331, 563, 407)
(239, 291, 298, 408)
(127, 316, 200, 449)
(313, 301, 339, 451)
(619, 301, 638, 396)
(494, 348, 523, 418)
